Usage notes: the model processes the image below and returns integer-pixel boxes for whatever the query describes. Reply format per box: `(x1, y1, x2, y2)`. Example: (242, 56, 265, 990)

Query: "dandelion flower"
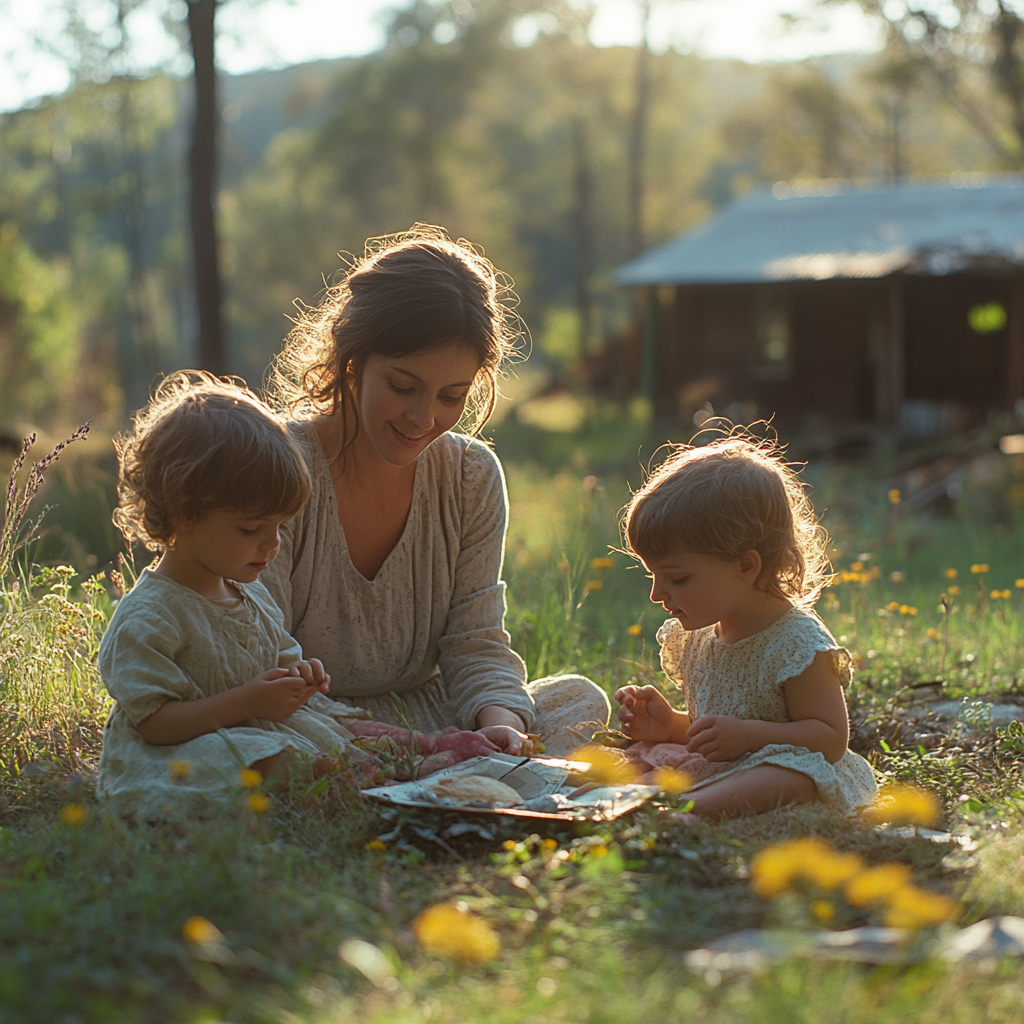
(591, 557, 614, 570)
(844, 863, 913, 907)
(589, 844, 609, 859)
(540, 838, 558, 853)
(811, 900, 836, 923)
(750, 838, 831, 898)
(652, 767, 692, 793)
(571, 745, 641, 784)
(247, 792, 270, 813)
(59, 803, 87, 826)
(971, 564, 989, 574)
(413, 904, 500, 962)
(1016, 580, 1024, 589)
(991, 589, 1012, 600)
(804, 849, 864, 890)
(239, 768, 263, 789)
(850, 561, 864, 572)
(887, 601, 900, 612)
(944, 568, 958, 579)
(948, 586, 960, 596)
(626, 623, 643, 637)
(927, 628, 940, 640)
(888, 489, 901, 505)
(883, 886, 956, 929)
(890, 571, 903, 583)
(584, 579, 603, 592)
(366, 839, 386, 852)
(862, 784, 940, 827)
(182, 916, 224, 945)
(169, 760, 191, 779)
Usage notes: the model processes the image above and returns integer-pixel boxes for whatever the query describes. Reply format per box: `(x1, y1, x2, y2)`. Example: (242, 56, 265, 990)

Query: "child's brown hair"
(113, 373, 311, 551)
(622, 431, 830, 604)
(269, 224, 521, 459)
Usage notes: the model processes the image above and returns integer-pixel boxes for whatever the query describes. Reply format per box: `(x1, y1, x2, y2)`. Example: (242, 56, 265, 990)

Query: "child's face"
(174, 508, 291, 584)
(643, 548, 762, 631)
(353, 344, 481, 467)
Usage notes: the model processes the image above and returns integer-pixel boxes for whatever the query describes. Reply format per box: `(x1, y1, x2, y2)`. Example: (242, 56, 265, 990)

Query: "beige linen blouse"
(260, 424, 533, 733)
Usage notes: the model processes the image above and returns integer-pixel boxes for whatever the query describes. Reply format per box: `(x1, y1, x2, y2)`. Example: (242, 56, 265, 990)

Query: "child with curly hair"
(615, 433, 876, 818)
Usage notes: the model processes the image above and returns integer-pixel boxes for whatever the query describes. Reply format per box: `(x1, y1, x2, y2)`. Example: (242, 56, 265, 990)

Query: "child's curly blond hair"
(622, 430, 831, 605)
(113, 372, 311, 551)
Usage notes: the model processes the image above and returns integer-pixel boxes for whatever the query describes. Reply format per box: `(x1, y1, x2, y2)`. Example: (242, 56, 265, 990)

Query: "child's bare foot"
(613, 684, 679, 744)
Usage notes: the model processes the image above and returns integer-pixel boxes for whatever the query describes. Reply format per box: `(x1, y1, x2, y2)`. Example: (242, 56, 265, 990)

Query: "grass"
(1, 422, 1024, 1022)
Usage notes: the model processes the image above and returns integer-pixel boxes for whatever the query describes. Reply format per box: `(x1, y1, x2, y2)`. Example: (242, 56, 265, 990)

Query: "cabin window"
(752, 294, 791, 381)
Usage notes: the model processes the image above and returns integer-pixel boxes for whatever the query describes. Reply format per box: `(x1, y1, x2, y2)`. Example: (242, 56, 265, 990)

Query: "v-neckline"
(308, 424, 423, 585)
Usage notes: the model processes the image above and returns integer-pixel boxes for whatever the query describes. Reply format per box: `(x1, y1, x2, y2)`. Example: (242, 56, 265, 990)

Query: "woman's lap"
(332, 673, 610, 756)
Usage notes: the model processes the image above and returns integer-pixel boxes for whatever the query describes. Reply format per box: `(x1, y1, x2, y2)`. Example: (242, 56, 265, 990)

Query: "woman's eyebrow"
(386, 366, 474, 388)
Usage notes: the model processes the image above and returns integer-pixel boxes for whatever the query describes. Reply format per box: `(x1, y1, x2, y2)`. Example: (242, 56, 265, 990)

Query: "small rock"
(939, 917, 1024, 962)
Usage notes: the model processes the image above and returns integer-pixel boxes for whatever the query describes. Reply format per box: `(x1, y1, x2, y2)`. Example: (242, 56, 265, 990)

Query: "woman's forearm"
(476, 705, 526, 731)
(136, 688, 254, 745)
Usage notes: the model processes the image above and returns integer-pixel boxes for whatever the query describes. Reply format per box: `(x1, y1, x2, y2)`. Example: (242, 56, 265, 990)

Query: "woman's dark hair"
(269, 224, 521, 456)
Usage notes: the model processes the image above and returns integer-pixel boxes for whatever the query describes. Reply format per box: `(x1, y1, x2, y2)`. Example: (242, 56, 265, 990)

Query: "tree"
(845, 0, 1024, 167)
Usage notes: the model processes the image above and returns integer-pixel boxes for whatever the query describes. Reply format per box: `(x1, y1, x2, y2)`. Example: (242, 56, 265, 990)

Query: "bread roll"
(412, 774, 523, 808)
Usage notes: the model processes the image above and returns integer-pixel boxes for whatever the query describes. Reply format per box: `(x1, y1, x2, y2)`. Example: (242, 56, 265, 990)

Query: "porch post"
(640, 287, 659, 409)
(1007, 269, 1024, 414)
(882, 275, 905, 428)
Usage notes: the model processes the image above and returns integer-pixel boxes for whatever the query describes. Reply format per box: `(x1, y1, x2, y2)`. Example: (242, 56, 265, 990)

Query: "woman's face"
(353, 344, 482, 467)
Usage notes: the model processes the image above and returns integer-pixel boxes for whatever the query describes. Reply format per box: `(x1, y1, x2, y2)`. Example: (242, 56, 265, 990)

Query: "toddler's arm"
(614, 684, 691, 745)
(136, 666, 323, 746)
(686, 652, 849, 763)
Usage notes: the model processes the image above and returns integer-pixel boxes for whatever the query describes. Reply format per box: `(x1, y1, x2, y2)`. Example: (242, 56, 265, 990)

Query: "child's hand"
(685, 715, 751, 761)
(291, 658, 330, 695)
(477, 725, 533, 756)
(614, 684, 685, 744)
(243, 667, 319, 722)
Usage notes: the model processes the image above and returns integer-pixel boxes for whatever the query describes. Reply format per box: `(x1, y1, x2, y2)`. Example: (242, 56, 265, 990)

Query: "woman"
(262, 226, 610, 757)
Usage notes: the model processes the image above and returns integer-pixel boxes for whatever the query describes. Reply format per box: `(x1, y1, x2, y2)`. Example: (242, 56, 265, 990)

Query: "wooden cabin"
(613, 176, 1024, 434)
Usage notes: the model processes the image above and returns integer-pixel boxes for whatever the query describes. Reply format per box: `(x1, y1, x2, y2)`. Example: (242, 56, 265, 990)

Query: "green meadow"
(2, 415, 1024, 1023)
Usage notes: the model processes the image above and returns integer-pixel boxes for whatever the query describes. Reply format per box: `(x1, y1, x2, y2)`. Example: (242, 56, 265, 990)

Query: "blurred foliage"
(0, 0, 1012, 434)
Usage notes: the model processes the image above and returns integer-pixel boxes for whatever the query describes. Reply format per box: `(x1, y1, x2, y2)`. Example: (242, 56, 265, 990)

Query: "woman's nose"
(406, 398, 435, 431)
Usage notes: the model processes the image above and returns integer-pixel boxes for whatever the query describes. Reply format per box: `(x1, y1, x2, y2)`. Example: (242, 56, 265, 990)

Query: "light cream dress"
(261, 425, 610, 756)
(97, 569, 368, 819)
(657, 606, 877, 810)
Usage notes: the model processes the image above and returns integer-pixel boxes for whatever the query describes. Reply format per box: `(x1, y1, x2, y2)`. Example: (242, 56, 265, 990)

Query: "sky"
(0, 0, 882, 113)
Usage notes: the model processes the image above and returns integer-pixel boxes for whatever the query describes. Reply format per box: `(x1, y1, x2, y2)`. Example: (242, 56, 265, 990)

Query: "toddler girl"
(614, 434, 876, 818)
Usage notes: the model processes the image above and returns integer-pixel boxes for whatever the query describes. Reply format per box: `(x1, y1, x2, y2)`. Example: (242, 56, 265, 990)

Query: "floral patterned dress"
(656, 606, 877, 810)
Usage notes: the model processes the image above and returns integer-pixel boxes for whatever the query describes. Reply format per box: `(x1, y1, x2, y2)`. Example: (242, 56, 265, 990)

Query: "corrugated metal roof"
(614, 175, 1024, 286)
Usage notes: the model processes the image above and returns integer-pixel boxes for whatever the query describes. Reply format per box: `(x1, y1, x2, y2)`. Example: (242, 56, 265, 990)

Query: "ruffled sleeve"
(764, 609, 853, 691)
(656, 617, 687, 689)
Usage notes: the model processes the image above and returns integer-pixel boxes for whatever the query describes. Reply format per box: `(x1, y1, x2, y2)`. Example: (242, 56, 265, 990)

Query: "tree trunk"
(186, 0, 225, 375)
(627, 0, 651, 259)
(571, 118, 593, 359)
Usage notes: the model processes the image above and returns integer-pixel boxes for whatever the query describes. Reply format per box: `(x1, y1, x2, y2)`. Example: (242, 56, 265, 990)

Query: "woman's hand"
(685, 715, 752, 761)
(477, 725, 534, 756)
(475, 705, 534, 756)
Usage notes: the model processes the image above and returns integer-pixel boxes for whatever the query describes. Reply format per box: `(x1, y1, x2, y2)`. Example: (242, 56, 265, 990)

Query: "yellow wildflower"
(888, 489, 901, 505)
(944, 568, 958, 579)
(890, 571, 903, 583)
(59, 803, 88, 827)
(850, 561, 864, 572)
(571, 745, 641, 784)
(883, 886, 956, 929)
(591, 557, 614, 570)
(750, 838, 831, 898)
(804, 849, 864, 890)
(948, 586, 960, 596)
(844, 863, 913, 907)
(626, 623, 643, 637)
(991, 589, 1012, 600)
(1016, 579, 1024, 589)
(589, 844, 609, 859)
(971, 564, 989, 574)
(886, 601, 900, 612)
(862, 784, 940, 827)
(239, 768, 263, 789)
(366, 839, 386, 852)
(584, 579, 603, 592)
(414, 904, 500, 962)
(540, 838, 558, 853)
(247, 792, 270, 813)
(182, 916, 224, 945)
(811, 900, 836, 922)
(502, 839, 518, 851)
(927, 628, 940, 640)
(169, 760, 191, 779)
(652, 767, 692, 793)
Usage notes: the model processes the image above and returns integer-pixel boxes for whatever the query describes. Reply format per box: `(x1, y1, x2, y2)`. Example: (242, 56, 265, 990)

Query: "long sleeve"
(436, 442, 532, 731)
